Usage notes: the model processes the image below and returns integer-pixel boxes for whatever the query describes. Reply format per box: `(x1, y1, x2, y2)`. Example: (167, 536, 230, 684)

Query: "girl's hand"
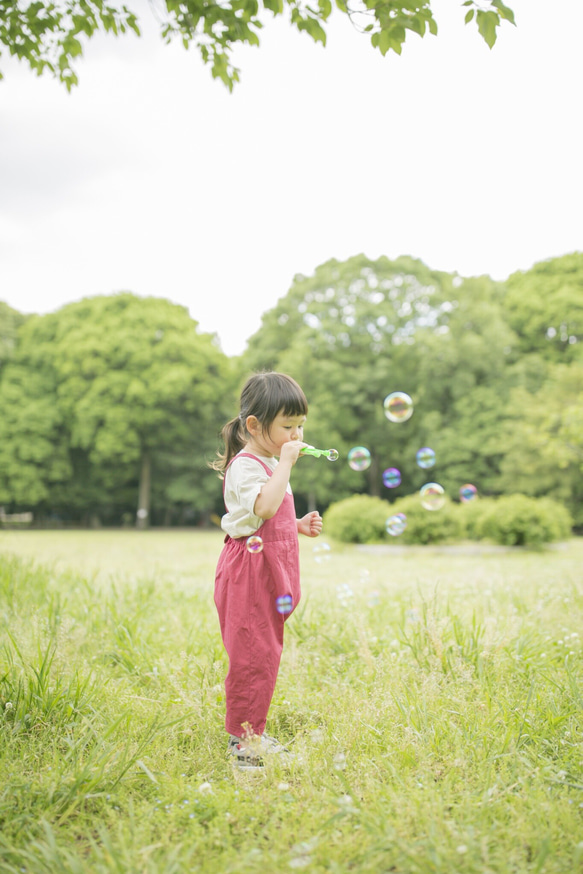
(297, 511, 323, 538)
(279, 440, 308, 466)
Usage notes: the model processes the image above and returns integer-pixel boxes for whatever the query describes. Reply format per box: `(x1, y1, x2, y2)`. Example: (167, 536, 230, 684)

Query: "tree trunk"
(136, 450, 151, 529)
(369, 455, 381, 497)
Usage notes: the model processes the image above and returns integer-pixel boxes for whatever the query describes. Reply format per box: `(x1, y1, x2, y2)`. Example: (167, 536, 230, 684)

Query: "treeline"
(1, 252, 582, 527)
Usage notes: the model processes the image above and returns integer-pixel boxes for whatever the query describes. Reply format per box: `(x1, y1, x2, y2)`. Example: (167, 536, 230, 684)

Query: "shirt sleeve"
(221, 456, 273, 538)
(226, 456, 270, 516)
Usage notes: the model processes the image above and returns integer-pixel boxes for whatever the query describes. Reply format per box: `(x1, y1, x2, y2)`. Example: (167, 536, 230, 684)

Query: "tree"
(503, 252, 583, 364)
(0, 293, 236, 524)
(0, 300, 27, 375)
(496, 361, 583, 525)
(0, 341, 73, 509)
(243, 255, 574, 515)
(243, 253, 462, 506)
(0, 0, 516, 91)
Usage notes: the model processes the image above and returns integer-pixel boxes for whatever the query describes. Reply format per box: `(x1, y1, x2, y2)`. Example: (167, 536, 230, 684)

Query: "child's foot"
(228, 733, 294, 770)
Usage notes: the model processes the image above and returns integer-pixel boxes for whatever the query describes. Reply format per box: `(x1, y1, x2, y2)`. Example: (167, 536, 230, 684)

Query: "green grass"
(1, 531, 582, 873)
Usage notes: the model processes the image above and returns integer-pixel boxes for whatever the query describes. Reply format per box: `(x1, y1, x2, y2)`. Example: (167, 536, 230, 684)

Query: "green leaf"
(464, 9, 474, 24)
(492, 0, 516, 25)
(378, 28, 391, 55)
(319, 0, 332, 19)
(476, 9, 499, 48)
(263, 0, 284, 13)
(300, 17, 327, 45)
(408, 16, 426, 37)
(63, 36, 83, 59)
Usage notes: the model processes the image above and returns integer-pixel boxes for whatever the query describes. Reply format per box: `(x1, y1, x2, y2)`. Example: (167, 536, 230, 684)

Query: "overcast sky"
(1, 0, 581, 355)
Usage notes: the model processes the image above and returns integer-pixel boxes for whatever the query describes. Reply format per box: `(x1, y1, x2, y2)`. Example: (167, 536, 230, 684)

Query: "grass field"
(1, 531, 582, 874)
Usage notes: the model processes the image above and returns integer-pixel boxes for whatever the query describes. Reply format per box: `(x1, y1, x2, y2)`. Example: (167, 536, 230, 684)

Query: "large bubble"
(383, 392, 414, 423)
(246, 535, 264, 554)
(386, 513, 407, 536)
(326, 449, 339, 462)
(347, 446, 371, 471)
(382, 467, 401, 488)
(416, 447, 436, 469)
(460, 483, 478, 502)
(420, 483, 445, 511)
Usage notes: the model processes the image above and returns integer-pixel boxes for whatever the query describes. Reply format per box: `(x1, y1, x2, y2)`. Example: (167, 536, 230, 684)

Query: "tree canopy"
(241, 252, 582, 523)
(0, 293, 236, 525)
(0, 300, 26, 375)
(503, 253, 583, 363)
(0, 0, 516, 90)
(1, 251, 581, 527)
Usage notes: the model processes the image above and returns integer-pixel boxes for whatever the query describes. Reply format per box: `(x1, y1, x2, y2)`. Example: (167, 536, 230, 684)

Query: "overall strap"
(229, 452, 274, 477)
(222, 452, 273, 497)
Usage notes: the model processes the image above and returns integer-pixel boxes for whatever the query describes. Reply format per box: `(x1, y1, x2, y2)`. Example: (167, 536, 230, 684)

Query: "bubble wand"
(300, 445, 339, 461)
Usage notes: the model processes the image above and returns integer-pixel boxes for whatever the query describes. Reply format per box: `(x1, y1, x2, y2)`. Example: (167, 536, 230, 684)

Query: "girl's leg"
(215, 551, 284, 737)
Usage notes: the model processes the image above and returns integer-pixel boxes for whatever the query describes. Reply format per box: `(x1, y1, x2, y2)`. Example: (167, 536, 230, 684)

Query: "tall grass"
(0, 532, 582, 873)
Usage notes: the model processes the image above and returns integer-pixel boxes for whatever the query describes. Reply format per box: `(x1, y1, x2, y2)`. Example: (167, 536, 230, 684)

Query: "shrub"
(323, 494, 389, 544)
(389, 493, 466, 545)
(477, 494, 573, 547)
(323, 492, 466, 545)
(323, 492, 573, 547)
(457, 496, 496, 540)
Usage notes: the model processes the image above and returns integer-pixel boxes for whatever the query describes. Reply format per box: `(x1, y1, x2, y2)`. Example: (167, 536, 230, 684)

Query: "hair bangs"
(276, 376, 308, 419)
(241, 372, 308, 428)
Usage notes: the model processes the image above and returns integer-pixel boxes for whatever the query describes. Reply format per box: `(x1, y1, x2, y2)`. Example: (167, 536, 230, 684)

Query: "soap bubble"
(246, 535, 264, 554)
(460, 483, 478, 502)
(386, 513, 407, 536)
(382, 467, 401, 488)
(416, 447, 435, 469)
(420, 483, 445, 511)
(383, 391, 413, 423)
(313, 542, 331, 563)
(347, 446, 371, 471)
(327, 449, 339, 462)
(276, 594, 293, 614)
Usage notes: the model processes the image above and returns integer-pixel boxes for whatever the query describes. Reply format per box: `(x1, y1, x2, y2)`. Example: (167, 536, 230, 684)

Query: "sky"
(1, 0, 582, 356)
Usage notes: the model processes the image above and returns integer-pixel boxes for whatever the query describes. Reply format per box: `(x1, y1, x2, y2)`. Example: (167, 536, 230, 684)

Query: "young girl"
(212, 372, 323, 769)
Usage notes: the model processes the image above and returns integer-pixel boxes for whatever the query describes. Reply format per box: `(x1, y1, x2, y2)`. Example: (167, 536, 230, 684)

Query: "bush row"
(322, 492, 573, 547)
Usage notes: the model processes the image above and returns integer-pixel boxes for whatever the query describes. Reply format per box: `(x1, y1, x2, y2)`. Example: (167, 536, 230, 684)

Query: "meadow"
(0, 530, 582, 874)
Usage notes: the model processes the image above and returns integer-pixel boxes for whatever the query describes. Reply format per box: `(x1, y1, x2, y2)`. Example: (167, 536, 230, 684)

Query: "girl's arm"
(253, 442, 306, 519)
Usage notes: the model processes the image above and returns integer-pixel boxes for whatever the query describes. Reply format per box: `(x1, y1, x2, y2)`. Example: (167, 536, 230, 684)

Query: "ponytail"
(209, 416, 246, 476)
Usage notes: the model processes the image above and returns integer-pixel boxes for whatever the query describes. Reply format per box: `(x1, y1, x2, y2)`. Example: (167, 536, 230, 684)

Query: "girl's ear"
(245, 415, 261, 436)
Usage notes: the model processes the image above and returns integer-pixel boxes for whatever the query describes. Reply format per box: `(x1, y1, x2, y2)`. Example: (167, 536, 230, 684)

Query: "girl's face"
(246, 410, 306, 456)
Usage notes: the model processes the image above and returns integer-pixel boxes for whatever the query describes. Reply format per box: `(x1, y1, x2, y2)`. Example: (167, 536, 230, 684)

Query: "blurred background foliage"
(0, 251, 581, 528)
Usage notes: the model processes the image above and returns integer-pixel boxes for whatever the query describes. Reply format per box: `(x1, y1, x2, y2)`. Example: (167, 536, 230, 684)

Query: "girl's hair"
(211, 372, 308, 475)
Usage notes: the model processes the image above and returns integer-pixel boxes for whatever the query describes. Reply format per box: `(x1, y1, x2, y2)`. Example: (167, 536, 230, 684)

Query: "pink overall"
(214, 453, 301, 738)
